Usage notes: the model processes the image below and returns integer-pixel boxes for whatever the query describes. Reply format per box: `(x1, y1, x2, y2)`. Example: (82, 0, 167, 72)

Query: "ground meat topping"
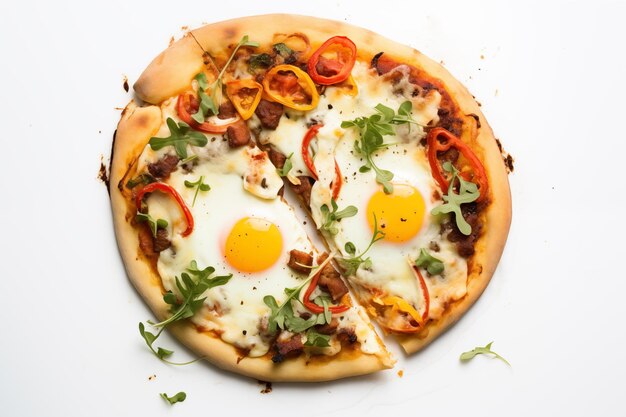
(147, 154, 179, 179)
(255, 99, 283, 130)
(226, 120, 251, 148)
(287, 249, 313, 274)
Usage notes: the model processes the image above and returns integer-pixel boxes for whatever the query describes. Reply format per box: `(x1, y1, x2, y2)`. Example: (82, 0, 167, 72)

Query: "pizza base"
(113, 14, 512, 377)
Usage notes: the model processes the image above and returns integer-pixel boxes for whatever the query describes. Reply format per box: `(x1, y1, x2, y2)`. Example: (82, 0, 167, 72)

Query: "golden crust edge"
(110, 102, 393, 382)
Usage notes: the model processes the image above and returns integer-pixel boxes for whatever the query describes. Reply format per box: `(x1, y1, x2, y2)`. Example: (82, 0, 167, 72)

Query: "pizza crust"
(116, 14, 511, 375)
(110, 101, 393, 382)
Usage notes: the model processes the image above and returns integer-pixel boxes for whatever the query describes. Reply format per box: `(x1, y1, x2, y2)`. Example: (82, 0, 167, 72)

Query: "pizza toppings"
(262, 64, 319, 111)
(319, 198, 358, 236)
(225, 120, 251, 148)
(135, 182, 195, 237)
(183, 175, 210, 207)
(287, 249, 314, 274)
(426, 127, 489, 202)
(147, 154, 179, 179)
(307, 36, 357, 85)
(341, 101, 421, 194)
(225, 79, 263, 120)
(301, 124, 343, 199)
(176, 93, 238, 134)
(414, 248, 444, 275)
(255, 99, 284, 130)
(149, 118, 208, 158)
(139, 261, 232, 364)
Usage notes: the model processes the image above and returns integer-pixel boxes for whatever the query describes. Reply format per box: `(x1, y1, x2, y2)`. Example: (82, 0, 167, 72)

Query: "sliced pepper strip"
(225, 79, 263, 120)
(302, 269, 349, 314)
(426, 127, 489, 202)
(301, 124, 343, 200)
(176, 93, 237, 134)
(307, 36, 357, 85)
(382, 296, 424, 327)
(262, 64, 319, 111)
(135, 182, 194, 237)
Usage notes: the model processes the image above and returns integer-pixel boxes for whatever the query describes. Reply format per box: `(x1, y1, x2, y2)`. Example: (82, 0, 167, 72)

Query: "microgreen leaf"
(149, 118, 208, 159)
(460, 341, 510, 366)
(277, 153, 294, 178)
(342, 101, 420, 194)
(305, 328, 331, 347)
(135, 212, 168, 238)
(126, 173, 155, 189)
(337, 213, 386, 276)
(415, 248, 444, 275)
(160, 392, 187, 405)
(184, 175, 210, 207)
(139, 260, 231, 365)
(431, 162, 480, 235)
(319, 198, 358, 236)
(201, 35, 259, 114)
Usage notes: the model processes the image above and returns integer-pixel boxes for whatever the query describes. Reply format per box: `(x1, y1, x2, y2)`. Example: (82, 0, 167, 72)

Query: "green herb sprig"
(135, 212, 168, 238)
(460, 341, 510, 366)
(277, 153, 294, 178)
(337, 214, 386, 276)
(341, 101, 420, 194)
(184, 176, 210, 206)
(139, 261, 232, 364)
(198, 35, 259, 117)
(415, 248, 444, 275)
(431, 161, 480, 235)
(160, 392, 187, 405)
(149, 118, 208, 159)
(319, 199, 358, 235)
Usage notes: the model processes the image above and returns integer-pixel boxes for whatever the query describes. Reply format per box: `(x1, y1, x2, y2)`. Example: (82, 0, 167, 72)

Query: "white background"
(1, 0, 624, 416)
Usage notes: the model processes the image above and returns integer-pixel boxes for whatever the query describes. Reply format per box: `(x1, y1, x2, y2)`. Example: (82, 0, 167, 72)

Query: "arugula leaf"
(135, 212, 168, 238)
(342, 101, 420, 194)
(305, 328, 331, 347)
(415, 248, 444, 275)
(319, 199, 358, 235)
(139, 260, 231, 364)
(184, 175, 210, 206)
(277, 153, 294, 178)
(431, 162, 480, 235)
(192, 73, 214, 122)
(201, 35, 259, 116)
(160, 392, 187, 405)
(149, 118, 208, 159)
(460, 341, 510, 366)
(337, 213, 386, 276)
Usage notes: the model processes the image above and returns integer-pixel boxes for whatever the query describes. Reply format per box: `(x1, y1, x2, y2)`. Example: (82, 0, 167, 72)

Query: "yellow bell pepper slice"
(262, 64, 319, 111)
(225, 79, 263, 120)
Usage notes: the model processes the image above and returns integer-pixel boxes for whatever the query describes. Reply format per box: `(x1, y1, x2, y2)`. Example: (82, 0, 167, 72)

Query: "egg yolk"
(224, 217, 283, 272)
(366, 184, 425, 243)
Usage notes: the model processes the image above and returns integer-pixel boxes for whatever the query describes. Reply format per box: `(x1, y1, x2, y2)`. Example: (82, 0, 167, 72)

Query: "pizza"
(110, 14, 511, 382)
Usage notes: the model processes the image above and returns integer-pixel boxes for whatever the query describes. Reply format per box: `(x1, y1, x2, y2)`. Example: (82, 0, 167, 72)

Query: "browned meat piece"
(337, 327, 358, 344)
(444, 203, 483, 257)
(291, 176, 313, 206)
(218, 100, 237, 119)
(226, 120, 251, 148)
(287, 249, 313, 274)
(315, 318, 339, 335)
(147, 154, 179, 179)
(268, 148, 286, 170)
(137, 224, 157, 258)
(272, 335, 303, 363)
(153, 228, 171, 252)
(255, 99, 283, 130)
(317, 253, 349, 303)
(315, 55, 343, 77)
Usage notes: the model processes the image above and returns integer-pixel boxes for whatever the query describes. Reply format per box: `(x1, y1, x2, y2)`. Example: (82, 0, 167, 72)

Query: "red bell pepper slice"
(426, 127, 489, 203)
(301, 124, 343, 200)
(176, 93, 236, 134)
(135, 182, 194, 237)
(302, 269, 350, 314)
(307, 36, 357, 85)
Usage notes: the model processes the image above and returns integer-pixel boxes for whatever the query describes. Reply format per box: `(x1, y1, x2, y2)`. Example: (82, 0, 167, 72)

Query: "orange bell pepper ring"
(225, 79, 263, 120)
(262, 64, 319, 111)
